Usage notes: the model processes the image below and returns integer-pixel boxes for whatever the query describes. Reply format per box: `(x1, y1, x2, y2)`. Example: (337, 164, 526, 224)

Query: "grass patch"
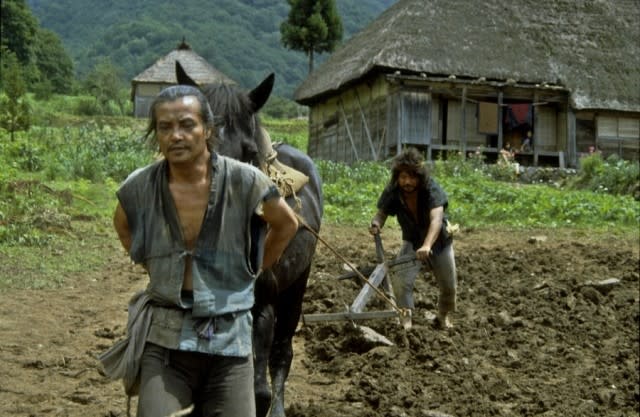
(263, 117, 308, 151)
(0, 220, 119, 290)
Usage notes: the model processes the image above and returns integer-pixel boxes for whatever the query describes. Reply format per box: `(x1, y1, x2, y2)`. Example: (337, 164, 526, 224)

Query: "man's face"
(398, 170, 419, 194)
(155, 96, 210, 164)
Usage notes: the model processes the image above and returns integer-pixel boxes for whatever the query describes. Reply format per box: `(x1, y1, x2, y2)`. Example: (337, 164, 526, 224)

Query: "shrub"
(570, 153, 640, 199)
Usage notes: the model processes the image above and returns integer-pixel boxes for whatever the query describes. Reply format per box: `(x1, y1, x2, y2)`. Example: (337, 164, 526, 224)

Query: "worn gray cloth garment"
(98, 290, 153, 396)
(390, 241, 457, 313)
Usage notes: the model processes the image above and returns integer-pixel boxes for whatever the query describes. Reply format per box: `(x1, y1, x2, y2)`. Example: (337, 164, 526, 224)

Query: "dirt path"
(0, 224, 638, 417)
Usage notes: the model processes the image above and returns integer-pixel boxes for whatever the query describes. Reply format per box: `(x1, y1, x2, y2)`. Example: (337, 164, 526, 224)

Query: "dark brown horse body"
(176, 62, 323, 417)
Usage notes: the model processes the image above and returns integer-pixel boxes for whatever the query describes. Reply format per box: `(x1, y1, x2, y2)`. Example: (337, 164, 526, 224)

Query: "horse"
(176, 62, 323, 417)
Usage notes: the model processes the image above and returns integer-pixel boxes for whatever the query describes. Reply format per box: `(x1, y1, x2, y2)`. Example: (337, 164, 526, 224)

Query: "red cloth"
(510, 104, 530, 125)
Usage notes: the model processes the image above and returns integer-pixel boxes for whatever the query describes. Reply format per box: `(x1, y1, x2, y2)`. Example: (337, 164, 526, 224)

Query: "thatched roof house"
(295, 0, 640, 166)
(131, 40, 235, 118)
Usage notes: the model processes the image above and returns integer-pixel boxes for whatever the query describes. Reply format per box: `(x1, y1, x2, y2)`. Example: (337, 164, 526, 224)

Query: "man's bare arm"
(113, 202, 132, 253)
(260, 197, 299, 270)
(369, 210, 388, 235)
(416, 206, 444, 260)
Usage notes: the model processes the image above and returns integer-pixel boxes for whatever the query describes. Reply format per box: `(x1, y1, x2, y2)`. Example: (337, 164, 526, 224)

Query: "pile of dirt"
(0, 224, 637, 417)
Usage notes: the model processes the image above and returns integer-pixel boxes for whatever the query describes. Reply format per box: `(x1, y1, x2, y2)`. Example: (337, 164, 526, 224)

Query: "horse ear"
(248, 73, 275, 113)
(175, 61, 198, 86)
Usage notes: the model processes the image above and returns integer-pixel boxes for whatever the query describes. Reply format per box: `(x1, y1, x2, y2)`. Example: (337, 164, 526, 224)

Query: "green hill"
(26, 0, 396, 97)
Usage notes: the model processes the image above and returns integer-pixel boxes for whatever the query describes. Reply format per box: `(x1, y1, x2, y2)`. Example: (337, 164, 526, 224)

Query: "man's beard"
(401, 185, 416, 194)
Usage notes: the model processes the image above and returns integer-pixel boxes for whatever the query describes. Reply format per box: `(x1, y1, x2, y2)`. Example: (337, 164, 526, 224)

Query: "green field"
(1, 110, 638, 289)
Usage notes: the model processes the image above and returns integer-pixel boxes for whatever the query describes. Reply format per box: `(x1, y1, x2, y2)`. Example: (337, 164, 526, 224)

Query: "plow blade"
(303, 310, 398, 323)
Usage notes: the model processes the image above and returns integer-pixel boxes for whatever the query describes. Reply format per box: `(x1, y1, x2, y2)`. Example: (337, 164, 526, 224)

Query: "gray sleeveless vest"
(117, 153, 277, 317)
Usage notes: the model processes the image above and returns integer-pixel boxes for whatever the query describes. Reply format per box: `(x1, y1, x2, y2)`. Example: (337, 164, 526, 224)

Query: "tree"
(1, 0, 74, 93)
(0, 0, 39, 65)
(280, 0, 343, 73)
(33, 28, 75, 94)
(0, 52, 31, 141)
(83, 58, 126, 115)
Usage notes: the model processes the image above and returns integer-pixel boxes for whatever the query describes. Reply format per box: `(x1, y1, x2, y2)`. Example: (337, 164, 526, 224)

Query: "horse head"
(175, 61, 275, 168)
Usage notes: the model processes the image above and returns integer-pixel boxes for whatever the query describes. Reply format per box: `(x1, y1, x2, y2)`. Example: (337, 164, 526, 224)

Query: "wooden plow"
(302, 232, 419, 323)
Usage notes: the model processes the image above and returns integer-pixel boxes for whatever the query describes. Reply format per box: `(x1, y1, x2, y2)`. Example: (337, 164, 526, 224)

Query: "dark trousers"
(137, 343, 255, 417)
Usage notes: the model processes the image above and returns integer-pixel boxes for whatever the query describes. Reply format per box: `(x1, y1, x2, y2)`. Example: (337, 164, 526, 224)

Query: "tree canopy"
(33, 28, 75, 94)
(1, 0, 38, 64)
(1, 0, 74, 94)
(280, 0, 343, 73)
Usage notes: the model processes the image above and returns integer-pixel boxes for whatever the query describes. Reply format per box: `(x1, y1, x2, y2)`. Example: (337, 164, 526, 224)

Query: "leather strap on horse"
(257, 127, 308, 212)
(263, 147, 307, 212)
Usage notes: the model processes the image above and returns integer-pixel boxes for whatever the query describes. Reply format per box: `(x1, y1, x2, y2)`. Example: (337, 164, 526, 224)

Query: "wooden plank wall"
(535, 105, 558, 151)
(308, 77, 389, 163)
(445, 100, 486, 148)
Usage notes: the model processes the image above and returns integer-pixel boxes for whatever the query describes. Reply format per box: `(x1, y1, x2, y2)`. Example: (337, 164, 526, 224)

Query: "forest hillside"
(27, 0, 396, 97)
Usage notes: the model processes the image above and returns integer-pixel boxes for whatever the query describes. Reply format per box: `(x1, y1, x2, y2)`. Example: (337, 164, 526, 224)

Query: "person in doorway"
(520, 130, 533, 152)
(368, 147, 457, 330)
(101, 85, 298, 417)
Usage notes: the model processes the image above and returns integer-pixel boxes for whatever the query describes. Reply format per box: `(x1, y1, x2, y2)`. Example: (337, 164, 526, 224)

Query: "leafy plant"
(569, 153, 640, 199)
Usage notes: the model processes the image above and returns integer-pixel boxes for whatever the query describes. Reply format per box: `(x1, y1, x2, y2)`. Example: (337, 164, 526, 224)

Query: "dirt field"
(0, 223, 638, 417)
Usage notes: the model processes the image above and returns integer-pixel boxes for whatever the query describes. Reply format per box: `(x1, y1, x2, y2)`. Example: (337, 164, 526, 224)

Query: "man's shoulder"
(426, 177, 445, 192)
(120, 159, 165, 188)
(217, 155, 264, 178)
(378, 185, 400, 209)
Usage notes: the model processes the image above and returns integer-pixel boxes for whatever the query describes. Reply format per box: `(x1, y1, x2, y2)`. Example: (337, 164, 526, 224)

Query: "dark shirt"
(376, 178, 452, 254)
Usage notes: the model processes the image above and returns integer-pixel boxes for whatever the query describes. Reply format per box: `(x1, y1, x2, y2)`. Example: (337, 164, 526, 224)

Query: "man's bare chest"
(401, 194, 419, 222)
(170, 183, 209, 248)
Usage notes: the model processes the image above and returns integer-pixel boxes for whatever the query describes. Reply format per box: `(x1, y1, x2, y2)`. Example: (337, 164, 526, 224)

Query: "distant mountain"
(27, 0, 396, 97)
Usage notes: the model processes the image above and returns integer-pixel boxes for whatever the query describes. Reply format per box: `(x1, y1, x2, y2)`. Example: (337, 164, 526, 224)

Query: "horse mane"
(201, 83, 272, 168)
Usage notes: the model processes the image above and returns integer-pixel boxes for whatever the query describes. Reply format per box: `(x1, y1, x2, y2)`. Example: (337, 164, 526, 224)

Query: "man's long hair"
(145, 85, 217, 152)
(389, 147, 430, 188)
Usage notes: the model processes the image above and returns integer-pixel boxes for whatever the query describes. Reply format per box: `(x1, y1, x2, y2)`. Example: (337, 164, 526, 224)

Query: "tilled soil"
(0, 224, 638, 417)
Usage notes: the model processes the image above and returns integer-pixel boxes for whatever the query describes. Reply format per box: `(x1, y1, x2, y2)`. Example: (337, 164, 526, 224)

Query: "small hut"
(295, 0, 640, 167)
(131, 40, 235, 118)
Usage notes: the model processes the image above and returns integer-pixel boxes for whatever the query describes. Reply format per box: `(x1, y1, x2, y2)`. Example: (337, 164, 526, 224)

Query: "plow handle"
(374, 233, 384, 263)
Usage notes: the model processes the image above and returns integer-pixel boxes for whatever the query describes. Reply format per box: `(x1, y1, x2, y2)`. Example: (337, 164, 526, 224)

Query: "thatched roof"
(295, 0, 640, 112)
(132, 41, 235, 85)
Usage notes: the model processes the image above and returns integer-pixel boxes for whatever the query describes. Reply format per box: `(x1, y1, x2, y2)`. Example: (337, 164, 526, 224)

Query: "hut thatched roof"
(295, 0, 640, 112)
(132, 41, 235, 85)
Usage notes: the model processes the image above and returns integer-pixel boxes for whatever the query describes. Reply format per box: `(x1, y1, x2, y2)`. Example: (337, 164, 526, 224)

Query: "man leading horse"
(101, 85, 298, 417)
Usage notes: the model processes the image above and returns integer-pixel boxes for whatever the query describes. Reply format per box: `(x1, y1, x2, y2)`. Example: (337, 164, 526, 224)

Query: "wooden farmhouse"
(294, 0, 640, 167)
(131, 41, 235, 118)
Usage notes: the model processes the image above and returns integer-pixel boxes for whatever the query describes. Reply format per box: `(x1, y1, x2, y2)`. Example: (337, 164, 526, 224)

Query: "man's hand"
(416, 244, 432, 261)
(369, 220, 381, 235)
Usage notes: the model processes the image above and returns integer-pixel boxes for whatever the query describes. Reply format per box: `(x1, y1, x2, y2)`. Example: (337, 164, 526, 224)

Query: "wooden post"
(533, 92, 539, 166)
(397, 93, 403, 155)
(355, 90, 377, 160)
(461, 86, 467, 158)
(498, 91, 504, 150)
(338, 99, 360, 161)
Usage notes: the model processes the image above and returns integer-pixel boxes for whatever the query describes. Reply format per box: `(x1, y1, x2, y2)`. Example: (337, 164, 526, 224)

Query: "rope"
(263, 150, 302, 212)
(294, 213, 408, 317)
